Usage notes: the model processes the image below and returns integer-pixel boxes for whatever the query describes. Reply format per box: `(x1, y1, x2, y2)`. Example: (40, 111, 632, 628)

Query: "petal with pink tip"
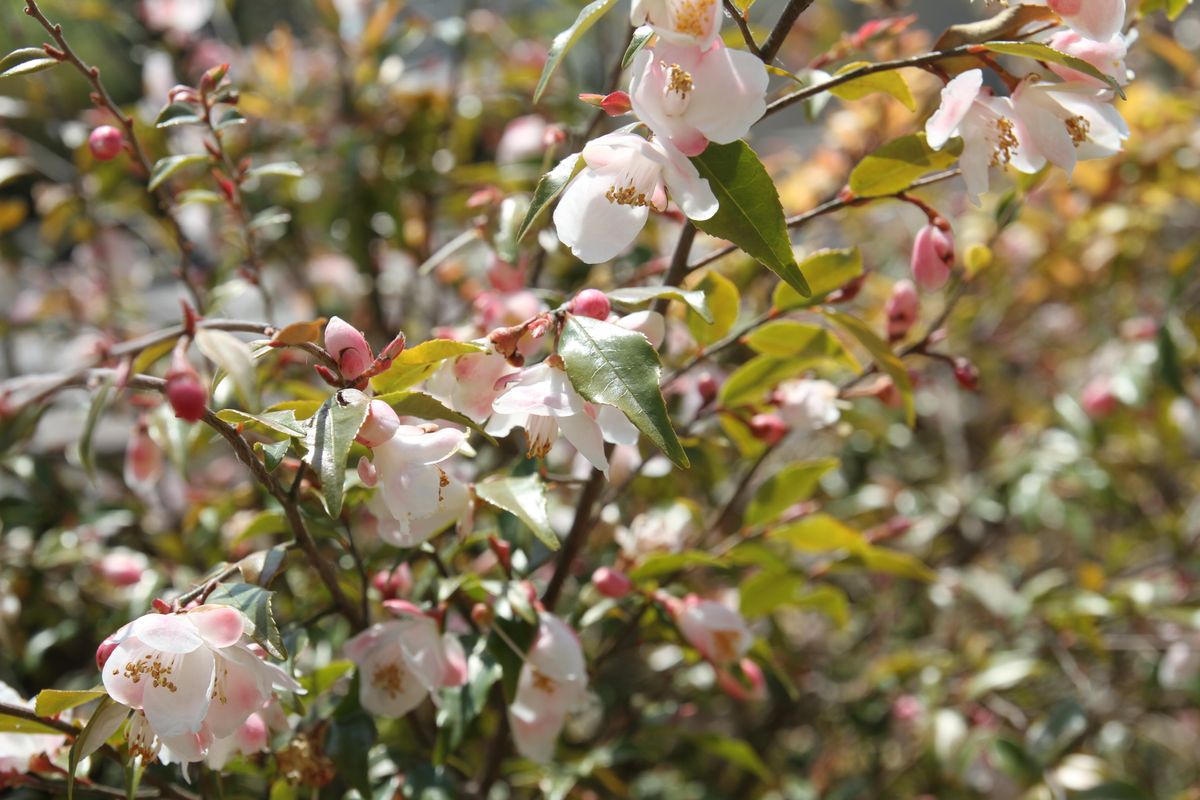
(188, 605, 246, 648)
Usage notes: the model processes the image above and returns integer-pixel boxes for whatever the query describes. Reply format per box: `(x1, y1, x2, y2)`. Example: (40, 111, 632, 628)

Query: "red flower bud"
(697, 372, 719, 405)
(165, 347, 207, 422)
(952, 357, 979, 391)
(88, 126, 124, 161)
(885, 279, 920, 342)
(568, 288, 611, 320)
(1080, 376, 1119, 418)
(749, 413, 788, 445)
(591, 566, 633, 599)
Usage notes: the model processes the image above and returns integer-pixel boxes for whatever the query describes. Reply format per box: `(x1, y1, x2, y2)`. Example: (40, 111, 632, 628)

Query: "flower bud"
(324, 316, 373, 380)
(600, 90, 632, 116)
(697, 372, 719, 405)
(717, 657, 766, 702)
(95, 550, 147, 587)
(568, 288, 611, 320)
(885, 279, 919, 342)
(591, 566, 633, 599)
(165, 349, 207, 422)
(88, 125, 124, 161)
(96, 634, 121, 670)
(471, 602, 494, 628)
(356, 400, 400, 447)
(371, 564, 413, 599)
(488, 536, 513, 574)
(749, 413, 788, 445)
(911, 224, 954, 291)
(124, 421, 163, 493)
(1080, 376, 1119, 419)
(952, 357, 979, 391)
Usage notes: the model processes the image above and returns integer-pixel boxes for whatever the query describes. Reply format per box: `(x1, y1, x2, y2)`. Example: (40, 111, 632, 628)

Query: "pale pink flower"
(203, 712, 269, 769)
(775, 378, 840, 432)
(366, 425, 470, 548)
(324, 317, 373, 380)
(487, 361, 640, 475)
(676, 597, 753, 665)
(911, 224, 955, 291)
(428, 348, 518, 425)
(630, 40, 768, 156)
(631, 0, 723, 48)
(496, 114, 549, 165)
(615, 503, 696, 558)
(1011, 79, 1129, 177)
(356, 400, 401, 448)
(1047, 30, 1130, 86)
(553, 132, 717, 263)
(1021, 0, 1125, 42)
(925, 69, 1044, 202)
(344, 611, 456, 717)
(141, 0, 215, 35)
(508, 614, 589, 763)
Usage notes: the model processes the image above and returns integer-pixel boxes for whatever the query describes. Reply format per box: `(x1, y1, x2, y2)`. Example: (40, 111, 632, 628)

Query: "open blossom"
(345, 610, 461, 717)
(365, 425, 470, 548)
(630, 40, 768, 157)
(0, 681, 66, 774)
(631, 0, 722, 47)
(1010, 79, 1129, 177)
(676, 597, 753, 665)
(926, 69, 1044, 202)
(488, 360, 640, 475)
(552, 131, 718, 263)
(775, 378, 841, 433)
(508, 614, 589, 763)
(616, 502, 696, 558)
(1047, 30, 1130, 86)
(99, 605, 300, 764)
(1021, 0, 1125, 42)
(427, 348, 517, 424)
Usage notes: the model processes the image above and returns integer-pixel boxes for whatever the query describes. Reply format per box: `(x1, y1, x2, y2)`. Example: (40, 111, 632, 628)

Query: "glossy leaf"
(147, 154, 209, 191)
(622, 25, 655, 69)
(607, 286, 713, 322)
(304, 389, 370, 517)
(371, 340, 485, 394)
(475, 474, 559, 551)
(828, 61, 916, 110)
(154, 102, 202, 128)
(0, 57, 59, 79)
(515, 153, 583, 243)
(246, 161, 304, 179)
(207, 582, 288, 659)
(823, 309, 915, 425)
(685, 270, 738, 345)
(533, 0, 620, 102)
(848, 133, 962, 198)
(772, 248, 863, 308)
(34, 689, 106, 718)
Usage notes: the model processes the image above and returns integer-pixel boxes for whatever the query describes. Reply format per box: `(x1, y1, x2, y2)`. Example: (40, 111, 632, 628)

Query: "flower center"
(531, 669, 557, 693)
(990, 116, 1019, 167)
(670, 0, 716, 38)
(661, 62, 694, 116)
(373, 662, 405, 697)
(117, 653, 178, 692)
(1065, 115, 1091, 146)
(605, 183, 653, 207)
(711, 629, 741, 662)
(128, 713, 160, 762)
(525, 414, 558, 457)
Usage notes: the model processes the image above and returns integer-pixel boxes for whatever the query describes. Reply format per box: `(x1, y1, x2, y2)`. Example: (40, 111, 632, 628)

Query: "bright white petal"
(553, 169, 648, 263)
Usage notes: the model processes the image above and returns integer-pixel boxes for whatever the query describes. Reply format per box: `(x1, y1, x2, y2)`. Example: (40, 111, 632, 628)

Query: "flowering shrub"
(0, 0, 1198, 797)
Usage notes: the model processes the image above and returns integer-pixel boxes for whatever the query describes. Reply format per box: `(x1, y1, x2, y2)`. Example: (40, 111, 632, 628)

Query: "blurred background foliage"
(2, 0, 1200, 798)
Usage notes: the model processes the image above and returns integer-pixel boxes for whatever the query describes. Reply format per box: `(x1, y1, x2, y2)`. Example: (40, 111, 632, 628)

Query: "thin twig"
(723, 0, 763, 59)
(760, 0, 818, 63)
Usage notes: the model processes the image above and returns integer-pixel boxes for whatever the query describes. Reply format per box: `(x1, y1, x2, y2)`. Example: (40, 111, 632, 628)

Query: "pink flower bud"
(382, 599, 425, 618)
(1080, 376, 1119, 419)
(356, 400, 400, 447)
(324, 316, 373, 380)
(892, 694, 923, 724)
(380, 332, 407, 361)
(542, 124, 567, 147)
(717, 657, 766, 702)
(911, 224, 954, 291)
(88, 126, 124, 161)
(568, 289, 611, 320)
(592, 566, 633, 599)
(749, 413, 788, 445)
(697, 372, 719, 405)
(599, 90, 632, 116)
(371, 564, 413, 599)
(441, 634, 468, 688)
(95, 634, 121, 670)
(164, 359, 207, 422)
(95, 550, 146, 587)
(124, 421, 163, 492)
(885, 279, 919, 342)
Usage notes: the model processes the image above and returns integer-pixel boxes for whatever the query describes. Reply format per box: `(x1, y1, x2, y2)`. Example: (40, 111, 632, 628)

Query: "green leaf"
(154, 102, 203, 128)
(207, 582, 288, 659)
(628, 550, 724, 581)
(1026, 699, 1087, 765)
(370, 339, 486, 394)
(1074, 782, 1151, 800)
(983, 41, 1125, 97)
(0, 712, 62, 735)
(685, 270, 739, 345)
(493, 194, 527, 264)
(772, 248, 864, 308)
(0, 47, 50, 73)
(533, 0, 620, 103)
(692, 734, 773, 782)
(475, 474, 559, 551)
(622, 25, 655, 69)
(0, 57, 60, 79)
(326, 674, 376, 799)
(966, 655, 1040, 698)
(68, 697, 128, 799)
(256, 440, 290, 471)
(774, 514, 866, 553)
(745, 458, 839, 526)
(793, 585, 850, 628)
(176, 188, 224, 205)
(607, 286, 713, 322)
(147, 154, 209, 191)
(828, 61, 916, 110)
(559, 315, 688, 468)
(217, 109, 247, 130)
(739, 571, 805, 617)
(515, 153, 584, 243)
(304, 389, 370, 517)
(373, 390, 493, 441)
(823, 309, 915, 425)
(858, 546, 935, 581)
(34, 689, 106, 718)
(77, 379, 113, 482)
(195, 328, 258, 407)
(719, 354, 807, 408)
(690, 141, 810, 297)
(246, 161, 304, 179)
(848, 133, 962, 198)
(743, 321, 857, 369)
(248, 206, 291, 229)
(216, 408, 307, 438)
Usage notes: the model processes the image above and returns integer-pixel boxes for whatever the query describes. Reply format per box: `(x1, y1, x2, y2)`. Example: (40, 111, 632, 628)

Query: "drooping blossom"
(615, 503, 696, 559)
(344, 608, 461, 717)
(1047, 30, 1130, 86)
(363, 425, 470, 548)
(925, 69, 1044, 202)
(675, 597, 753, 665)
(488, 359, 640, 475)
(775, 378, 841, 433)
(508, 613, 589, 763)
(911, 224, 955, 291)
(428, 348, 518, 425)
(630, 40, 768, 156)
(99, 605, 301, 764)
(631, 0, 722, 48)
(1010, 79, 1129, 177)
(0, 681, 66, 774)
(552, 132, 718, 263)
(1020, 0, 1126, 42)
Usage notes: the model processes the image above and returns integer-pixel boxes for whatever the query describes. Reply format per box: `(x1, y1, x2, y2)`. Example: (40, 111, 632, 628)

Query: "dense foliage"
(1, 0, 1199, 798)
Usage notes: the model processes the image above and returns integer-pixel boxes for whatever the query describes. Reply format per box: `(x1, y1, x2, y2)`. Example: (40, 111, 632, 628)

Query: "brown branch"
(542, 458, 611, 611)
(724, 0, 763, 59)
(653, 222, 698, 313)
(760, 0, 817, 63)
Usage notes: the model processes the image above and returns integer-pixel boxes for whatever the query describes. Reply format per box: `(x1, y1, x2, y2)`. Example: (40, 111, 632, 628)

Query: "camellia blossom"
(427, 348, 517, 425)
(344, 610, 461, 717)
(99, 605, 301, 764)
(676, 597, 753, 665)
(1011, 79, 1129, 176)
(615, 503, 696, 558)
(508, 613, 589, 763)
(488, 360, 640, 475)
(629, 40, 768, 156)
(775, 378, 841, 433)
(926, 69, 1044, 202)
(1047, 30, 1130, 86)
(631, 0, 722, 48)
(1020, 0, 1125, 43)
(552, 131, 718, 263)
(364, 424, 470, 548)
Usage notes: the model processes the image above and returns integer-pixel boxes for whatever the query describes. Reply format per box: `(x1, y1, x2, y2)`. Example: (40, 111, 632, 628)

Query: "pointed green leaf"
(685, 269, 739, 345)
(217, 408, 307, 438)
(828, 61, 916, 109)
(607, 286, 713, 322)
(848, 133, 962, 198)
(77, 379, 113, 481)
(370, 339, 486, 394)
(154, 102, 203, 128)
(475, 474, 559, 551)
(304, 389, 370, 517)
(247, 161, 304, 179)
(0, 57, 59, 79)
(68, 697, 128, 799)
(533, 0, 620, 103)
(690, 141, 810, 297)
(207, 582, 288, 659)
(195, 328, 258, 407)
(147, 154, 209, 191)
(248, 206, 291, 229)
(772, 248, 864, 308)
(983, 41, 1125, 97)
(515, 153, 583, 243)
(745, 458, 839, 526)
(35, 689, 106, 718)
(559, 315, 688, 468)
(0, 48, 50, 72)
(622, 25, 655, 69)
(823, 309, 915, 425)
